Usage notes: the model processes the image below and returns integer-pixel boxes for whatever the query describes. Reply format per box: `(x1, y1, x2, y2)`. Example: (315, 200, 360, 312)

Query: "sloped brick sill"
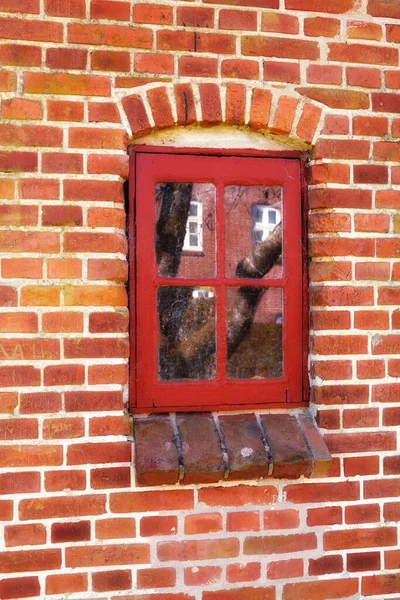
(133, 411, 331, 486)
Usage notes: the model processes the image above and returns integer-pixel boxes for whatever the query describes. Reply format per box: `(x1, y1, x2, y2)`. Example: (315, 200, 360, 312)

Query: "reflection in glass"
(155, 183, 216, 278)
(226, 286, 283, 380)
(225, 185, 283, 279)
(157, 286, 216, 380)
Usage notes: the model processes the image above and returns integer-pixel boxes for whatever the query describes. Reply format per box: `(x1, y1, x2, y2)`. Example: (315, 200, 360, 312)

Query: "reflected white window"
(183, 200, 202, 251)
(252, 205, 281, 243)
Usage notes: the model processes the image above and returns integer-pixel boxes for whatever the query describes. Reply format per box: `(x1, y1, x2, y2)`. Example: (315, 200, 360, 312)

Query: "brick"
(64, 285, 127, 307)
(353, 116, 388, 136)
(42, 312, 83, 332)
(89, 415, 130, 436)
(356, 361, 385, 380)
(354, 165, 388, 185)
(220, 414, 268, 480)
(222, 59, 259, 80)
(227, 511, 260, 532)
(263, 509, 299, 530)
(46, 47, 87, 69)
(373, 93, 400, 113)
(92, 50, 130, 72)
(0, 0, 39, 12)
(147, 86, 174, 129)
(369, 0, 400, 18)
(24, 72, 110, 96)
(0, 472, 40, 495)
(45, 0, 85, 16)
(68, 23, 152, 48)
(307, 64, 342, 85)
(345, 503, 380, 525)
(91, 467, 131, 489)
(67, 441, 130, 465)
(51, 521, 90, 543)
(96, 517, 136, 539)
(0, 287, 17, 306)
(311, 286, 373, 307)
(264, 61, 300, 83)
(347, 66, 381, 88)
(135, 53, 174, 74)
(134, 415, 179, 485)
(111, 489, 193, 513)
(204, 589, 274, 600)
(64, 338, 129, 359)
(137, 567, 175, 589)
(46, 573, 87, 595)
(249, 88, 271, 130)
(329, 42, 397, 65)
(199, 83, 222, 125)
(326, 431, 396, 454)
(322, 115, 349, 135)
(122, 95, 152, 137)
(373, 383, 400, 402)
(317, 409, 340, 429)
(377, 239, 400, 258)
(43, 417, 84, 439)
(344, 456, 379, 477)
(286, 0, 355, 11)
(268, 558, 303, 580)
(271, 95, 297, 135)
(133, 3, 172, 24)
(261, 414, 312, 478)
(348, 20, 382, 41)
(65, 390, 123, 412)
(0, 549, 61, 573)
(0, 500, 13, 521)
(42, 152, 83, 174)
(0, 18, 62, 42)
(355, 262, 390, 282)
(87, 156, 128, 178)
(297, 104, 322, 144)
(45, 470, 86, 492)
(141, 516, 178, 539)
(158, 538, 239, 561)
(302, 88, 369, 110)
(69, 127, 126, 149)
(283, 579, 358, 600)
(309, 554, 343, 576)
(88, 102, 121, 123)
(314, 139, 369, 160)
(304, 16, 340, 37)
(187, 565, 223, 585)
(0, 71, 16, 91)
(310, 238, 374, 258)
(310, 165, 350, 186)
(2, 258, 41, 279)
(19, 495, 105, 520)
(244, 533, 316, 555)
(313, 360, 352, 381)
(309, 261, 352, 283)
(179, 56, 218, 78)
(0, 151, 38, 172)
(20, 392, 61, 414)
(307, 506, 342, 527)
(66, 544, 149, 568)
(0, 124, 62, 148)
(179, 413, 224, 484)
(285, 481, 359, 504)
(325, 527, 397, 551)
(5, 523, 46, 547)
(242, 36, 319, 60)
(220, 9, 257, 30)
(47, 100, 84, 122)
(225, 83, 246, 125)
(0, 418, 38, 440)
(178, 6, 214, 27)
(91, 0, 130, 20)
(262, 12, 298, 34)
(0, 577, 40, 599)
(185, 513, 223, 535)
(93, 569, 132, 592)
(174, 84, 196, 126)
(0, 367, 41, 388)
(2, 98, 42, 120)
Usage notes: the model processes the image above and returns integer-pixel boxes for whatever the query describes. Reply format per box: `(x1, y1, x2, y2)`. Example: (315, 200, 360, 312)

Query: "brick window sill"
(133, 411, 331, 486)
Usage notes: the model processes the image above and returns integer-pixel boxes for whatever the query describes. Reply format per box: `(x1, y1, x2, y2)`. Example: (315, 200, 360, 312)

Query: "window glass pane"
(157, 286, 216, 380)
(225, 185, 283, 279)
(226, 286, 283, 380)
(155, 183, 216, 278)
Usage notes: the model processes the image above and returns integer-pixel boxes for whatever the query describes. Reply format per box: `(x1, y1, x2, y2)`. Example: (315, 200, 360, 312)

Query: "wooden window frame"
(129, 146, 309, 413)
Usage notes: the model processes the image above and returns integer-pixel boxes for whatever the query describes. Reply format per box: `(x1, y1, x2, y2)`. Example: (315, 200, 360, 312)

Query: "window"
(183, 200, 203, 251)
(130, 148, 307, 412)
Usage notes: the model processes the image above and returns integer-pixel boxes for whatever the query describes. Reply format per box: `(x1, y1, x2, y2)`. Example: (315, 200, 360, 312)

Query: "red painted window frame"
(129, 146, 308, 413)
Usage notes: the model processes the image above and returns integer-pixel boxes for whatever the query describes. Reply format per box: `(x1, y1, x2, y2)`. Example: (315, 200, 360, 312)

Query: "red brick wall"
(2, 0, 400, 597)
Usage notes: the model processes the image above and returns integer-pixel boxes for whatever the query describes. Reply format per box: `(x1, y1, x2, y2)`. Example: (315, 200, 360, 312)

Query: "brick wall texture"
(1, 0, 400, 597)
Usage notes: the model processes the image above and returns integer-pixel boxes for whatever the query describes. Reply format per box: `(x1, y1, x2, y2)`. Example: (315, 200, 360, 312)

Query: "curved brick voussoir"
(120, 83, 326, 147)
(134, 411, 331, 486)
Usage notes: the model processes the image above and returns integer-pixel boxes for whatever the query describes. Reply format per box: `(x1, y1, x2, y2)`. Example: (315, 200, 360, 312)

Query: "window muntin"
(183, 200, 203, 251)
(132, 151, 305, 411)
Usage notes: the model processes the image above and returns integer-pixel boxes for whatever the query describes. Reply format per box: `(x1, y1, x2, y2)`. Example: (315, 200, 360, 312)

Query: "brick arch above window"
(119, 82, 327, 147)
